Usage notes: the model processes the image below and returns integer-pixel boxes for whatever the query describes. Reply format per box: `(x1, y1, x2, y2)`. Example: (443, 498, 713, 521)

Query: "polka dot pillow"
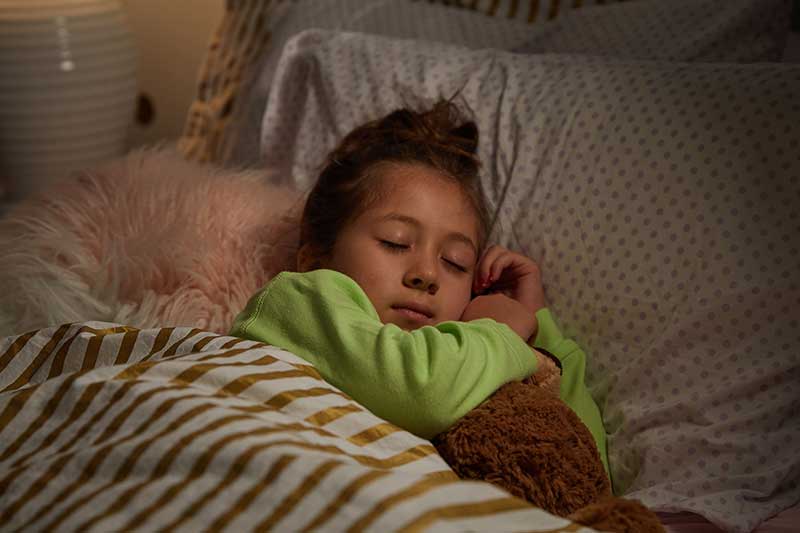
(229, 0, 792, 170)
(259, 29, 800, 533)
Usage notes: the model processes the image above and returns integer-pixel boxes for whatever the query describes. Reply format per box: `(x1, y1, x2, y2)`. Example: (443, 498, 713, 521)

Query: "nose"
(403, 258, 439, 295)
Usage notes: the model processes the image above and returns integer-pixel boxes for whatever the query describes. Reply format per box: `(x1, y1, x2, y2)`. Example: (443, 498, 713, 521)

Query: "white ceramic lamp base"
(0, 0, 137, 202)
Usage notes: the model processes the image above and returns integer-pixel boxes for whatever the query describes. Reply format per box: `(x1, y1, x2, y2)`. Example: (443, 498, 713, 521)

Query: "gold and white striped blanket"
(0, 322, 594, 532)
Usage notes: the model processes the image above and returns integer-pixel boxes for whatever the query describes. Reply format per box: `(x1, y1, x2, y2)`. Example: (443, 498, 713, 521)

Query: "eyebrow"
(378, 213, 478, 254)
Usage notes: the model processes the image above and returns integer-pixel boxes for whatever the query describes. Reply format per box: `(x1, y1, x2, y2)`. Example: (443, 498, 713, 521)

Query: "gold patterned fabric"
(0, 322, 592, 531)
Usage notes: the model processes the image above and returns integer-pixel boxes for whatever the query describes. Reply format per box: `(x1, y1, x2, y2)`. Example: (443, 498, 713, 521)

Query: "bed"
(1, 1, 799, 531)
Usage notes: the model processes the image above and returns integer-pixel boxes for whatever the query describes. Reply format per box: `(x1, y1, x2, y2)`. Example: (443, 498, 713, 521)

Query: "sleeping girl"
(230, 99, 609, 476)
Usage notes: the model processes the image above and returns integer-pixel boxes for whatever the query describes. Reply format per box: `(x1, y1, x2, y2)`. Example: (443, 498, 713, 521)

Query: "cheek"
(326, 240, 396, 296)
(356, 273, 384, 299)
(352, 252, 391, 281)
(443, 282, 474, 319)
(325, 245, 371, 281)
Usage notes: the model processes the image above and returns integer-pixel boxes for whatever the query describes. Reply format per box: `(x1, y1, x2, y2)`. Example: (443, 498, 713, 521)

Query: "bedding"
(255, 29, 800, 533)
(784, 30, 800, 61)
(0, 149, 301, 338)
(659, 505, 800, 533)
(180, 0, 791, 167)
(0, 322, 596, 532)
(214, 0, 556, 168)
(180, 0, 553, 166)
(258, 0, 791, 189)
(509, 0, 790, 59)
(1, 1, 798, 531)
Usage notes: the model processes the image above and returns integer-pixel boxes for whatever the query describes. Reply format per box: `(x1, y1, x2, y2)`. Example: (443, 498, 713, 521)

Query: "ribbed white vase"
(0, 0, 137, 201)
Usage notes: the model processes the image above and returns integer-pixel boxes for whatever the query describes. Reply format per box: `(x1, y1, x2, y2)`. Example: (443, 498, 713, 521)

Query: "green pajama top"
(230, 269, 608, 475)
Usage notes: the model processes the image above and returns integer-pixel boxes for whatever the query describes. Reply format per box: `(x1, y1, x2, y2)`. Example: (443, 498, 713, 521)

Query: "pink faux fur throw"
(0, 148, 302, 337)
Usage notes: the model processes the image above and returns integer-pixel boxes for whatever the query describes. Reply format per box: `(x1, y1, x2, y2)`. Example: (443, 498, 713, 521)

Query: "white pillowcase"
(258, 29, 800, 533)
(510, 0, 791, 60)
(227, 0, 538, 167)
(229, 0, 792, 169)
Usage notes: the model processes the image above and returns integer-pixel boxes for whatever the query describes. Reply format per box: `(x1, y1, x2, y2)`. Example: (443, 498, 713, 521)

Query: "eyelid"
(444, 247, 475, 269)
(443, 257, 469, 273)
(379, 239, 408, 250)
(380, 237, 472, 272)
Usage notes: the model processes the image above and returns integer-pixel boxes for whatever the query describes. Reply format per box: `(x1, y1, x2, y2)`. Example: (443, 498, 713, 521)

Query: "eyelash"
(379, 240, 468, 273)
(445, 260, 468, 273)
(380, 240, 408, 252)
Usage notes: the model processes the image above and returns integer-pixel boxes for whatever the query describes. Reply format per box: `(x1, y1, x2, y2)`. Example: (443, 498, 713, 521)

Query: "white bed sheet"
(660, 501, 800, 532)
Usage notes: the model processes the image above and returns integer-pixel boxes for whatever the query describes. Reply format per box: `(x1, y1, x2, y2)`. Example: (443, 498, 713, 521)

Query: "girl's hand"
(473, 245, 546, 313)
(461, 293, 537, 341)
(472, 246, 546, 338)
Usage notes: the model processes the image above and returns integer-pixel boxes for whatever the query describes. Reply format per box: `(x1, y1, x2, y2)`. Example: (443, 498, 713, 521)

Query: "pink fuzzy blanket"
(0, 148, 302, 337)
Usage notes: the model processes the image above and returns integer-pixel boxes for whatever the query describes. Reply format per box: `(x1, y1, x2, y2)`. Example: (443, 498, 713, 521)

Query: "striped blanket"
(0, 322, 593, 532)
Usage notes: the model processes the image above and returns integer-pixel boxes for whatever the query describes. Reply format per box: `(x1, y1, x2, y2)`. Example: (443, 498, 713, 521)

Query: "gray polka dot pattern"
(257, 26, 800, 533)
(228, 0, 539, 168)
(512, 0, 791, 62)
(229, 0, 792, 169)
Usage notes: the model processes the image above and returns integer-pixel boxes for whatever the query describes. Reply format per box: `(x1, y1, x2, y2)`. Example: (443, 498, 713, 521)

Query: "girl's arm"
(466, 246, 609, 476)
(230, 269, 537, 440)
(533, 308, 609, 477)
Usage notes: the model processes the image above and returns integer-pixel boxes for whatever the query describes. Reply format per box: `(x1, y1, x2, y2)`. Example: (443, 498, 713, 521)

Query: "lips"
(391, 302, 434, 324)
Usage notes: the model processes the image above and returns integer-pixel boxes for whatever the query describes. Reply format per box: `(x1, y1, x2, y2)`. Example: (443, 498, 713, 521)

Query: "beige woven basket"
(178, 0, 621, 165)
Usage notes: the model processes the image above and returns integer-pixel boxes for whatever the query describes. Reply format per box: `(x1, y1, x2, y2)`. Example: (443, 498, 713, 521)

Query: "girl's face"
(319, 162, 480, 330)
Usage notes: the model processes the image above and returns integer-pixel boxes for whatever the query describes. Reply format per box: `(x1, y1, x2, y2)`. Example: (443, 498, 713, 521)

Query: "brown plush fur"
(529, 349, 561, 397)
(433, 378, 666, 532)
(433, 379, 611, 516)
(569, 496, 665, 533)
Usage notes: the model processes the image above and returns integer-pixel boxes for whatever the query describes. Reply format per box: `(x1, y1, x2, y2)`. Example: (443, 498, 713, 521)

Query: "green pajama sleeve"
(230, 269, 538, 440)
(534, 308, 610, 477)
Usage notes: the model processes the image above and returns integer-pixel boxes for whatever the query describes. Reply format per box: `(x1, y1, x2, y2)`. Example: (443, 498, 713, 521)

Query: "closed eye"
(443, 258, 468, 273)
(379, 240, 408, 252)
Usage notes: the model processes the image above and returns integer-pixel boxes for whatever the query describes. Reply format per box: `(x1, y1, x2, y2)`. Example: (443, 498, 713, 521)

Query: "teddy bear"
(432, 350, 665, 533)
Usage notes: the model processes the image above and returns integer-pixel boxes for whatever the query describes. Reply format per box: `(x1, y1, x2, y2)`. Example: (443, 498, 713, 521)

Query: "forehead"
(363, 163, 480, 239)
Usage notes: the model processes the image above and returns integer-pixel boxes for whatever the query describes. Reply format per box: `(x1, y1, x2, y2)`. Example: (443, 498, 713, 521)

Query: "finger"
(488, 252, 517, 285)
(472, 245, 493, 291)
(492, 248, 540, 282)
(476, 245, 506, 289)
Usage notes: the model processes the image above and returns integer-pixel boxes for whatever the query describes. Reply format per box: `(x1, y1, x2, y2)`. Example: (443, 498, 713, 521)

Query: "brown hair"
(299, 99, 491, 261)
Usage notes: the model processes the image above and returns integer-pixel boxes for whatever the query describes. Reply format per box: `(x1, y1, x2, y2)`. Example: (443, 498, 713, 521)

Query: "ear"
(296, 243, 321, 272)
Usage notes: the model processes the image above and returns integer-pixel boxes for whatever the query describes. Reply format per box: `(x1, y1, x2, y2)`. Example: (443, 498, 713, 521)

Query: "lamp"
(0, 0, 137, 203)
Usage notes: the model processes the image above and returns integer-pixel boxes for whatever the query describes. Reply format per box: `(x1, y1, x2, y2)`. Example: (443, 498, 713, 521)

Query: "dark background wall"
(794, 0, 799, 30)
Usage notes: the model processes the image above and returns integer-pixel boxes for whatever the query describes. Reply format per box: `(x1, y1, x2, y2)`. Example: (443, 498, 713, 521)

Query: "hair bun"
(373, 101, 479, 160)
(449, 122, 478, 154)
